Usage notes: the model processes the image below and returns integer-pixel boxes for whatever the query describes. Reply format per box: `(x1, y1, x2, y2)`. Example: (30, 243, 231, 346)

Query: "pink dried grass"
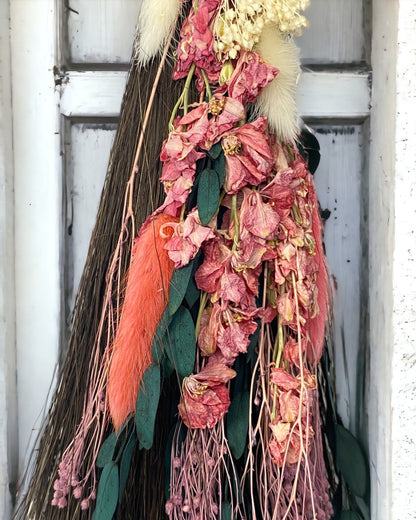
(241, 262, 333, 520)
(167, 420, 244, 519)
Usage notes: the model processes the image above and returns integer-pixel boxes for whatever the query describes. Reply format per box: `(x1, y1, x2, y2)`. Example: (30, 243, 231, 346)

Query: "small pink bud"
(73, 487, 82, 499)
(57, 497, 67, 509)
(165, 500, 174, 515)
(80, 499, 89, 510)
(172, 457, 181, 468)
(172, 494, 182, 506)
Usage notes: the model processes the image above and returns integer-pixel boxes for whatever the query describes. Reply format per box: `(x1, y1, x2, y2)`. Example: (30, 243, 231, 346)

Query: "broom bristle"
(108, 213, 178, 431)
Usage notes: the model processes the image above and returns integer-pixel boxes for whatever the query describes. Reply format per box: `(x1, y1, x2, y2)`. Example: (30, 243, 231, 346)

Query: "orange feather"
(107, 213, 178, 431)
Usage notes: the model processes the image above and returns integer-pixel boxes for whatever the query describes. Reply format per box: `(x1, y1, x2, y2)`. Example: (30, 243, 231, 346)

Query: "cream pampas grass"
(254, 24, 300, 142)
(135, 0, 182, 65)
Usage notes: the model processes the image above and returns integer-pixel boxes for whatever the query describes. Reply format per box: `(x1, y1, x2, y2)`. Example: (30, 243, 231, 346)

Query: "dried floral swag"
(14, 1, 370, 520)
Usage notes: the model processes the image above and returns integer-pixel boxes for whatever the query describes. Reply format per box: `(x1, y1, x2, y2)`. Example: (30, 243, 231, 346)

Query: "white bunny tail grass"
(254, 24, 301, 143)
(134, 0, 182, 66)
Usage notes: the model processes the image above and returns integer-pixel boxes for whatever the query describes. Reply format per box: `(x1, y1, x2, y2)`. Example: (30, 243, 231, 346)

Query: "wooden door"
(6, 0, 371, 514)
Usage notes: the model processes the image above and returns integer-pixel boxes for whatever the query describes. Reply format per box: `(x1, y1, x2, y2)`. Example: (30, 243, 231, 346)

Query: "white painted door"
(4, 0, 372, 517)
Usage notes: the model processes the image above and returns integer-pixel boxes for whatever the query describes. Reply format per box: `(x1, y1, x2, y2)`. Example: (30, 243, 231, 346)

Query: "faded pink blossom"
(173, 0, 223, 88)
(159, 173, 195, 217)
(217, 270, 247, 306)
(283, 336, 305, 368)
(269, 423, 304, 466)
(270, 367, 300, 391)
(178, 361, 236, 429)
(261, 182, 295, 219)
(216, 307, 258, 360)
(179, 95, 245, 149)
(165, 208, 215, 267)
(195, 258, 225, 293)
(239, 189, 280, 240)
(222, 117, 274, 194)
(197, 302, 223, 356)
(276, 291, 296, 324)
(227, 51, 279, 102)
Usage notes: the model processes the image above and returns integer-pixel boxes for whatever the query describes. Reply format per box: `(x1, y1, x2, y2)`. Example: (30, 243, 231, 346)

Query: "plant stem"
(168, 63, 196, 130)
(183, 63, 196, 115)
(231, 194, 239, 251)
(195, 292, 208, 338)
(200, 68, 212, 100)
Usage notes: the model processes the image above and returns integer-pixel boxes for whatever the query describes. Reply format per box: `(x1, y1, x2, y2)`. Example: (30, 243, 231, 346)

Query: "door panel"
(67, 0, 366, 65)
(65, 123, 117, 311)
(67, 0, 140, 64)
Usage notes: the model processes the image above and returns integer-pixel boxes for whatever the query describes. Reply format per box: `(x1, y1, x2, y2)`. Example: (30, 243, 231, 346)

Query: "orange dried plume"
(107, 213, 178, 431)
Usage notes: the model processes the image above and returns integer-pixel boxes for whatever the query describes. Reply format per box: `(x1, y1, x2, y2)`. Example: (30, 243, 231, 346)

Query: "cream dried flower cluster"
(213, 0, 310, 58)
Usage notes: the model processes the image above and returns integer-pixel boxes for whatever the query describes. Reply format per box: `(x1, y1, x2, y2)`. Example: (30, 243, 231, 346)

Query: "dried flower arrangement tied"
(20, 1, 346, 519)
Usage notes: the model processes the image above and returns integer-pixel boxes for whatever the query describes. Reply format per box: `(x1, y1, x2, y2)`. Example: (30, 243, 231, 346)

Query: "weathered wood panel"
(60, 70, 371, 119)
(312, 125, 364, 431)
(67, 0, 365, 65)
(65, 123, 117, 310)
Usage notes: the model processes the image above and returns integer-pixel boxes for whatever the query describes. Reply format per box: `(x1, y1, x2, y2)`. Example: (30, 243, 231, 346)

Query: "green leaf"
(335, 424, 368, 497)
(227, 391, 250, 460)
(184, 274, 200, 308)
(135, 363, 161, 450)
(213, 150, 225, 187)
(355, 496, 370, 520)
(197, 168, 220, 225)
(92, 463, 119, 520)
(118, 430, 136, 503)
(340, 511, 362, 520)
(168, 261, 194, 316)
(208, 141, 222, 160)
(96, 433, 117, 468)
(221, 501, 232, 520)
(151, 310, 171, 363)
(167, 306, 196, 379)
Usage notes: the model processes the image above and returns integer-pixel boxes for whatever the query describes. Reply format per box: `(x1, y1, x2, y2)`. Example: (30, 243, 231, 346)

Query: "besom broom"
(15, 1, 340, 518)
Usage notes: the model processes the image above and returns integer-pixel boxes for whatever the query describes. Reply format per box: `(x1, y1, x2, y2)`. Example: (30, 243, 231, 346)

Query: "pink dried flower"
(178, 361, 236, 428)
(80, 499, 90, 511)
(179, 94, 245, 149)
(227, 51, 279, 102)
(222, 117, 274, 193)
(173, 0, 223, 88)
(165, 208, 216, 267)
(239, 188, 280, 240)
